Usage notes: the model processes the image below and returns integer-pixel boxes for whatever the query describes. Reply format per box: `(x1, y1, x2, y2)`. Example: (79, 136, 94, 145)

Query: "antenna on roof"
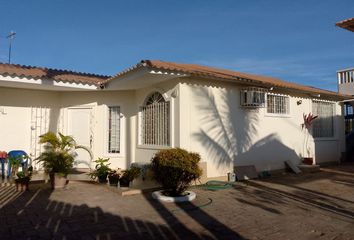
(7, 31, 16, 64)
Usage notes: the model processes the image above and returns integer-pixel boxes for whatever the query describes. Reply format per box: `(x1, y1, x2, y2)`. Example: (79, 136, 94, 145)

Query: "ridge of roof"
(0, 62, 110, 85)
(138, 60, 347, 99)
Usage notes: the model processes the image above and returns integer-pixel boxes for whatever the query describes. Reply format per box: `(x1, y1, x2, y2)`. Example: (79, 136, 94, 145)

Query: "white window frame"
(138, 92, 172, 149)
(312, 100, 335, 139)
(265, 93, 290, 117)
(104, 105, 125, 157)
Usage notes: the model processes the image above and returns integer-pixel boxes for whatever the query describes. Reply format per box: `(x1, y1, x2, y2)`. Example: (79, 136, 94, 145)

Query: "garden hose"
(194, 180, 233, 191)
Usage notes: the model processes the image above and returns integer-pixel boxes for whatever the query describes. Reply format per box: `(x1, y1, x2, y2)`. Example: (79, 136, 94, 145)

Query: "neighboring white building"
(0, 60, 349, 179)
(336, 17, 354, 135)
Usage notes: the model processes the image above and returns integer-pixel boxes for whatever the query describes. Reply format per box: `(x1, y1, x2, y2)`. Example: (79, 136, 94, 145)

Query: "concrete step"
(298, 164, 321, 173)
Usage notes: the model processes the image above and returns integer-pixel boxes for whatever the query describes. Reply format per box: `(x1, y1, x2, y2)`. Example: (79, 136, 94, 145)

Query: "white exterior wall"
(0, 76, 346, 177)
(0, 81, 180, 170)
(178, 79, 345, 178)
(0, 88, 60, 169)
(0, 87, 137, 170)
(314, 102, 345, 164)
(59, 91, 137, 169)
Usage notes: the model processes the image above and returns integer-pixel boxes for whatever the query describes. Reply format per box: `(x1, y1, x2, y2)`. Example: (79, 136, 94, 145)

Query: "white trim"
(0, 75, 98, 90)
(170, 97, 175, 147)
(137, 144, 171, 150)
(149, 69, 189, 77)
(152, 190, 196, 202)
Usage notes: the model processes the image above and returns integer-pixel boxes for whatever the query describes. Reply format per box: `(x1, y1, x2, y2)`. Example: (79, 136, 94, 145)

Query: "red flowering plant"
(302, 113, 318, 164)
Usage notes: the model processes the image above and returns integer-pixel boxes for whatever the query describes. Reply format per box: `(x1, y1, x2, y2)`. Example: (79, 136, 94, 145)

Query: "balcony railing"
(338, 68, 354, 84)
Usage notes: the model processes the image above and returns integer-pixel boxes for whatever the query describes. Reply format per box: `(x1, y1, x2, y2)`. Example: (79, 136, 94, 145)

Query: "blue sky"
(0, 0, 353, 91)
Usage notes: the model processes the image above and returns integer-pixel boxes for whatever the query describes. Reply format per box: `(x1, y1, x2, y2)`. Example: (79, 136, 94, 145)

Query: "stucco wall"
(0, 78, 345, 177)
(59, 90, 136, 170)
(0, 87, 60, 169)
(0, 87, 137, 170)
(178, 79, 345, 178)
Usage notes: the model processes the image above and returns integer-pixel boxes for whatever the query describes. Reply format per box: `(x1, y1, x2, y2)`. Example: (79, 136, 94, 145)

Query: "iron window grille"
(266, 94, 290, 115)
(312, 101, 334, 138)
(108, 106, 120, 153)
(140, 92, 170, 146)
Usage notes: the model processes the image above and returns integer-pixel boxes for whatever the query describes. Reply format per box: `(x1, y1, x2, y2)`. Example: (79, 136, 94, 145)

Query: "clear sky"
(0, 0, 353, 91)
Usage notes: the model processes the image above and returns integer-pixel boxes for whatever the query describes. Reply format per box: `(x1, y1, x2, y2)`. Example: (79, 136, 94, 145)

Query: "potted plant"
(36, 132, 92, 189)
(8, 155, 23, 178)
(119, 166, 141, 187)
(151, 148, 202, 202)
(89, 158, 111, 183)
(107, 169, 121, 186)
(302, 113, 318, 165)
(15, 166, 33, 191)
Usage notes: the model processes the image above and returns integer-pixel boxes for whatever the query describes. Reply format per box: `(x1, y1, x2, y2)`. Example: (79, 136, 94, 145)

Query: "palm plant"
(36, 132, 92, 176)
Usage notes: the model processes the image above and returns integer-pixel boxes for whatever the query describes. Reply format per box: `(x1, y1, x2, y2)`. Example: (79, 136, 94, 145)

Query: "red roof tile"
(336, 18, 354, 32)
(0, 62, 110, 85)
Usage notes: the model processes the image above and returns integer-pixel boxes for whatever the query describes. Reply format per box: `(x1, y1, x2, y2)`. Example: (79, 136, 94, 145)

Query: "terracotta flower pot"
(303, 157, 313, 165)
(49, 173, 68, 189)
(15, 181, 29, 191)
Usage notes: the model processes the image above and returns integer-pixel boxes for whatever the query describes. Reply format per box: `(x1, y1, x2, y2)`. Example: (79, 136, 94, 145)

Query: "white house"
(0, 60, 349, 179)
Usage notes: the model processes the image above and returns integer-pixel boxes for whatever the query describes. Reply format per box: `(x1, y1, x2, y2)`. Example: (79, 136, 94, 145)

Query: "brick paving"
(1, 164, 354, 239)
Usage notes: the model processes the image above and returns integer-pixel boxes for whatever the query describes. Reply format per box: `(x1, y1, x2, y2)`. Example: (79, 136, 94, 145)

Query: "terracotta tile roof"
(0, 62, 110, 85)
(118, 60, 346, 99)
(336, 18, 354, 32)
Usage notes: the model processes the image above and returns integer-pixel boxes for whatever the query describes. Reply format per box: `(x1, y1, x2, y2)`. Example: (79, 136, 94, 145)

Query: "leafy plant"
(151, 148, 202, 196)
(36, 132, 92, 176)
(8, 155, 23, 167)
(89, 158, 111, 183)
(15, 166, 33, 184)
(8, 155, 23, 177)
(120, 166, 141, 187)
(108, 169, 121, 185)
(302, 113, 318, 158)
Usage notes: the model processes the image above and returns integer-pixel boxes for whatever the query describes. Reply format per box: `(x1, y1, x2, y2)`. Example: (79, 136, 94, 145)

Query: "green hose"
(196, 180, 233, 191)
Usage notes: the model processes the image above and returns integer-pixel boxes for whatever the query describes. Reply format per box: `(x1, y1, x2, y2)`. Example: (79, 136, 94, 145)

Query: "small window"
(312, 101, 334, 138)
(266, 94, 290, 115)
(140, 92, 170, 146)
(108, 106, 120, 153)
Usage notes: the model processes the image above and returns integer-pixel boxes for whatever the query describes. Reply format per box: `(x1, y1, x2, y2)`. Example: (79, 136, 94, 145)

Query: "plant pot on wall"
(303, 157, 313, 165)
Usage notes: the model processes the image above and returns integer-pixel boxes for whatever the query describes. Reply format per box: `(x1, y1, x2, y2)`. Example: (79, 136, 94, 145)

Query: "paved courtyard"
(1, 164, 354, 240)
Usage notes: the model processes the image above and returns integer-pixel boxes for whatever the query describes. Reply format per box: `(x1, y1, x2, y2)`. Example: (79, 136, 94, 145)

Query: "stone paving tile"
(1, 164, 354, 239)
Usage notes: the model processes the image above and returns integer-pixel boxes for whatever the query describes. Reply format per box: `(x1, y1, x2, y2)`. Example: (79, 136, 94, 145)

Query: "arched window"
(140, 92, 170, 146)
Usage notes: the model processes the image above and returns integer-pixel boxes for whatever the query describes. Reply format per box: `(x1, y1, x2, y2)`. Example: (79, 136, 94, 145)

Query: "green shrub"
(151, 148, 202, 196)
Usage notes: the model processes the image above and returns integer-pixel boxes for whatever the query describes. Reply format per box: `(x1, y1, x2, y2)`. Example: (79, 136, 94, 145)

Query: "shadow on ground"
(0, 183, 244, 240)
(239, 164, 354, 221)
